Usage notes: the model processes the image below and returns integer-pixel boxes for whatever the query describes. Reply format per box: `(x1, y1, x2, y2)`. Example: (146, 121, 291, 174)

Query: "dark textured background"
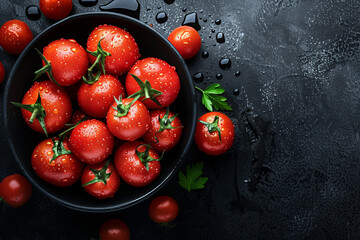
(1, 0, 360, 239)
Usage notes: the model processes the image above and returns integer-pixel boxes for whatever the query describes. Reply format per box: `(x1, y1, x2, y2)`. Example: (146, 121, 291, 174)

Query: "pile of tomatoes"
(12, 24, 184, 199)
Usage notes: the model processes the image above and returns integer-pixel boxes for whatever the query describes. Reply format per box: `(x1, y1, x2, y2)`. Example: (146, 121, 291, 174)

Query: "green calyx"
(199, 115, 222, 142)
(50, 138, 72, 164)
(49, 116, 86, 164)
(34, 48, 60, 86)
(135, 144, 163, 171)
(112, 95, 140, 118)
(11, 92, 48, 137)
(81, 160, 112, 187)
(83, 38, 111, 84)
(157, 107, 181, 133)
(128, 74, 163, 107)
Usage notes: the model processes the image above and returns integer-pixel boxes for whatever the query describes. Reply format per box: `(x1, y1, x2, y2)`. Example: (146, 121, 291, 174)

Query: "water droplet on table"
(216, 32, 225, 43)
(182, 12, 201, 31)
(79, 0, 98, 7)
(193, 72, 204, 83)
(219, 58, 231, 70)
(26, 5, 41, 21)
(99, 0, 140, 19)
(202, 51, 209, 59)
(156, 11, 168, 24)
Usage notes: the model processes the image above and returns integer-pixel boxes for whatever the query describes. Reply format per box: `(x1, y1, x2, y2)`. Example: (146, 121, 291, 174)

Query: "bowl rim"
(3, 12, 197, 213)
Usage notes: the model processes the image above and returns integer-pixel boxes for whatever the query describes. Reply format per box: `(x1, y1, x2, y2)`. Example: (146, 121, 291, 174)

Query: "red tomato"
(31, 138, 84, 187)
(168, 26, 201, 60)
(148, 196, 179, 223)
(99, 219, 130, 240)
(78, 74, 126, 118)
(0, 174, 32, 207)
(12, 80, 72, 135)
(106, 97, 150, 141)
(86, 25, 140, 76)
(37, 39, 88, 86)
(125, 57, 180, 109)
(114, 141, 161, 187)
(69, 119, 114, 165)
(143, 108, 182, 152)
(81, 161, 120, 199)
(0, 61, 5, 84)
(0, 20, 33, 55)
(39, 0, 73, 20)
(195, 112, 235, 156)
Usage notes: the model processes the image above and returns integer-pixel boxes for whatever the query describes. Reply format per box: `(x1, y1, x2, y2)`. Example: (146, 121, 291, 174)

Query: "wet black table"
(1, 0, 360, 239)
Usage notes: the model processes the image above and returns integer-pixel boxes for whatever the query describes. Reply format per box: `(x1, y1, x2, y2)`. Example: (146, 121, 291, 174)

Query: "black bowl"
(3, 12, 196, 212)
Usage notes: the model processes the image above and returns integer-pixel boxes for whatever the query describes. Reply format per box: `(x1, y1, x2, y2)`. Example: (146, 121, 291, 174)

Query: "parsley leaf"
(178, 162, 208, 192)
(195, 83, 232, 111)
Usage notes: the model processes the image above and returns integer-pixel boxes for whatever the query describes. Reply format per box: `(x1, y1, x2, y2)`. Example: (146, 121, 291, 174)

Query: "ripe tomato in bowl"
(3, 12, 196, 212)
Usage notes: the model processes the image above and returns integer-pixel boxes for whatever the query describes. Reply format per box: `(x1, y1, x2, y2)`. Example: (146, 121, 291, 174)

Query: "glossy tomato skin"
(0, 61, 5, 84)
(39, 0, 72, 20)
(195, 112, 235, 156)
(167, 26, 201, 60)
(78, 74, 126, 118)
(87, 24, 140, 76)
(106, 98, 150, 141)
(31, 138, 84, 187)
(20, 80, 72, 134)
(42, 39, 88, 86)
(81, 161, 120, 199)
(114, 141, 161, 187)
(99, 219, 130, 240)
(0, 20, 33, 55)
(69, 119, 114, 165)
(125, 57, 180, 109)
(0, 174, 32, 207)
(143, 109, 182, 152)
(149, 196, 179, 223)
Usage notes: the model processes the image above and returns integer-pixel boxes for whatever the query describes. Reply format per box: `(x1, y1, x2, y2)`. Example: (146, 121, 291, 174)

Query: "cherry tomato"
(148, 196, 179, 223)
(69, 119, 114, 165)
(81, 161, 120, 199)
(195, 112, 235, 156)
(114, 141, 161, 187)
(38, 38, 88, 86)
(106, 97, 150, 141)
(125, 57, 180, 109)
(31, 138, 84, 187)
(78, 74, 126, 118)
(99, 219, 130, 240)
(143, 108, 183, 152)
(12, 80, 72, 135)
(0, 174, 32, 207)
(87, 24, 140, 76)
(39, 0, 73, 20)
(0, 61, 5, 84)
(0, 20, 33, 55)
(168, 26, 201, 60)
